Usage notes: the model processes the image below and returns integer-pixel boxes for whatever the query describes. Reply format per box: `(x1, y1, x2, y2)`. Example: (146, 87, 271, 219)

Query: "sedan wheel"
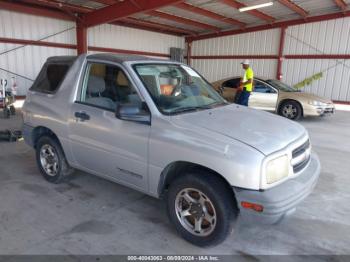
(279, 100, 302, 120)
(282, 104, 297, 119)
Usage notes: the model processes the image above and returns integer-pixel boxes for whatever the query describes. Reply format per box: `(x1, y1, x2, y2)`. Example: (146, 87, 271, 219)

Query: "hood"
(171, 104, 307, 156)
(280, 91, 333, 104)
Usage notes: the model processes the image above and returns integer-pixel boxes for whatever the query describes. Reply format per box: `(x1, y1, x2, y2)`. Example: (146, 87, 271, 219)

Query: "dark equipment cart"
(0, 79, 16, 118)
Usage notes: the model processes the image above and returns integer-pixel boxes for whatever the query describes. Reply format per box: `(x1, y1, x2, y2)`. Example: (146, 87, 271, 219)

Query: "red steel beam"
(3, 1, 189, 37)
(333, 0, 347, 10)
(285, 54, 350, 59)
(186, 40, 192, 66)
(174, 2, 246, 27)
(0, 37, 76, 49)
(190, 55, 278, 59)
(219, 0, 275, 22)
(147, 10, 221, 31)
(0, 1, 74, 21)
(82, 0, 183, 27)
(0, 37, 170, 57)
(333, 100, 350, 105)
(92, 0, 118, 5)
(88, 46, 170, 58)
(114, 21, 185, 36)
(76, 21, 87, 55)
(277, 0, 308, 18)
(119, 17, 198, 35)
(187, 10, 350, 41)
(189, 54, 350, 60)
(276, 26, 287, 80)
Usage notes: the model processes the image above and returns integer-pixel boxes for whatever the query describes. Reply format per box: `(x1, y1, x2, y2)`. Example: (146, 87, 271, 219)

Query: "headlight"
(266, 155, 290, 184)
(308, 100, 327, 106)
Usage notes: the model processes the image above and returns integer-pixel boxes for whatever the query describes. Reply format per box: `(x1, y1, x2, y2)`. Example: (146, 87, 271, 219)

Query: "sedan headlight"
(308, 100, 327, 106)
(266, 155, 290, 184)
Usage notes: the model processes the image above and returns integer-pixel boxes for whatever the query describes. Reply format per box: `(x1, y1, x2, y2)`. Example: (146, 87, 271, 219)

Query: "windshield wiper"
(206, 101, 229, 107)
(170, 101, 228, 114)
(171, 105, 212, 114)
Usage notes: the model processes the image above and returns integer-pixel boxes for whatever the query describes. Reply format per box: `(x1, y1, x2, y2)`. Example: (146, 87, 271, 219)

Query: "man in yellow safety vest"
(237, 60, 254, 106)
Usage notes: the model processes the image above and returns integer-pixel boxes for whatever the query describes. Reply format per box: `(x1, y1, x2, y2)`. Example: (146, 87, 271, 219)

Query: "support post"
(186, 40, 192, 66)
(276, 26, 287, 80)
(76, 21, 87, 55)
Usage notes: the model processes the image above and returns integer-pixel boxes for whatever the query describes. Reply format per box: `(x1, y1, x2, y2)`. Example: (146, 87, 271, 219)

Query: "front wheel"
(279, 100, 302, 120)
(167, 173, 237, 247)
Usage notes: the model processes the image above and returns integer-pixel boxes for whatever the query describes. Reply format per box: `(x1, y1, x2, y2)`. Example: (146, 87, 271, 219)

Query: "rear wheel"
(10, 105, 16, 115)
(36, 136, 74, 183)
(167, 173, 237, 246)
(3, 107, 10, 118)
(279, 100, 302, 120)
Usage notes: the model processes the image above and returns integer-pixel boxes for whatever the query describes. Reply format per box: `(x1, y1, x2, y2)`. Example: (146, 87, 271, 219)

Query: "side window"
(222, 78, 240, 88)
(253, 81, 276, 93)
(30, 63, 71, 93)
(80, 63, 142, 111)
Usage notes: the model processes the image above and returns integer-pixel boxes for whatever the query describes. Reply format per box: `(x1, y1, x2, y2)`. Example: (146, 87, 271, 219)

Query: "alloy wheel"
(282, 104, 297, 119)
(175, 188, 217, 237)
(40, 144, 59, 176)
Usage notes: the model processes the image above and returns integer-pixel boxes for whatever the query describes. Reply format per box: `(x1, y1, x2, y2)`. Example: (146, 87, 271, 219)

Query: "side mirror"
(115, 103, 151, 125)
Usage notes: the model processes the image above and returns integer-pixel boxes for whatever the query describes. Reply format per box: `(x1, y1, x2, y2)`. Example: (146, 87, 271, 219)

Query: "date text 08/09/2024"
(127, 256, 220, 261)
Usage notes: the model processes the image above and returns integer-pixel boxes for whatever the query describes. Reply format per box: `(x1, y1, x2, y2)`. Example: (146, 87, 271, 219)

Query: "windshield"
(133, 64, 227, 115)
(266, 79, 298, 92)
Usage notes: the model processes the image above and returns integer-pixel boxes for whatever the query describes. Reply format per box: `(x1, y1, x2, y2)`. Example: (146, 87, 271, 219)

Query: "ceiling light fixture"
(239, 1, 274, 12)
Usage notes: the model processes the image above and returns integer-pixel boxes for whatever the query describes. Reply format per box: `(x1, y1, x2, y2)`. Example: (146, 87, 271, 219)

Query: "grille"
(292, 139, 311, 173)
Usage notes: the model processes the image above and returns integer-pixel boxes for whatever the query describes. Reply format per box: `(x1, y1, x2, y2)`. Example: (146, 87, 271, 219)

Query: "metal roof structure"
(0, 0, 349, 41)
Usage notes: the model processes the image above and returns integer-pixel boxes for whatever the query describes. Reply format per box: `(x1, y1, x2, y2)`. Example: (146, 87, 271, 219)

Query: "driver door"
(68, 61, 150, 191)
(221, 78, 240, 102)
(249, 80, 278, 111)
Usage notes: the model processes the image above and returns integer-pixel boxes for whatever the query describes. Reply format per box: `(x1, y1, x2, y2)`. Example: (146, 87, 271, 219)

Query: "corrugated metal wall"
(88, 24, 184, 55)
(283, 17, 350, 101)
(192, 59, 277, 82)
(191, 17, 350, 102)
(284, 18, 350, 55)
(0, 10, 76, 95)
(282, 59, 350, 101)
(191, 29, 280, 82)
(192, 29, 280, 56)
(0, 10, 184, 95)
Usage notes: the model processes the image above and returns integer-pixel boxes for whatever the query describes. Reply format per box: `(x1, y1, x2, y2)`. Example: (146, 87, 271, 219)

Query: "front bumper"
(304, 105, 335, 116)
(234, 153, 320, 224)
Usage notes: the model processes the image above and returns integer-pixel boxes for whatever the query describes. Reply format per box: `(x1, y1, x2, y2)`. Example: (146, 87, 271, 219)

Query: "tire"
(167, 173, 237, 247)
(3, 107, 10, 118)
(279, 100, 302, 120)
(35, 136, 74, 183)
(10, 105, 16, 115)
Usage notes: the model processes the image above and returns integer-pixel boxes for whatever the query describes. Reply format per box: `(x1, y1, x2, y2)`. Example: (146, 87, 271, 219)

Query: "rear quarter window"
(30, 63, 72, 93)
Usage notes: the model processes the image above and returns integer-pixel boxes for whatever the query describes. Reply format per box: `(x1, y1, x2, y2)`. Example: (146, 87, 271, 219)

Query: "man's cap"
(241, 59, 250, 65)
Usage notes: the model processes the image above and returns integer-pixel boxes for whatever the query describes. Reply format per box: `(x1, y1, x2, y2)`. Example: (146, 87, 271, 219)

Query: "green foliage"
(294, 72, 323, 89)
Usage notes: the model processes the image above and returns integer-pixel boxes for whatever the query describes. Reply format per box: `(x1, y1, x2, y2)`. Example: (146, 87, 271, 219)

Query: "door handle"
(74, 111, 90, 121)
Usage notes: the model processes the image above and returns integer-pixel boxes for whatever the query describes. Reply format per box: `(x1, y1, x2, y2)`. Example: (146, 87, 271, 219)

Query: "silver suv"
(22, 54, 320, 246)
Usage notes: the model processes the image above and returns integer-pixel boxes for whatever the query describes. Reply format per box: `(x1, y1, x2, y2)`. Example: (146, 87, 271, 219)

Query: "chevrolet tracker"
(22, 54, 320, 246)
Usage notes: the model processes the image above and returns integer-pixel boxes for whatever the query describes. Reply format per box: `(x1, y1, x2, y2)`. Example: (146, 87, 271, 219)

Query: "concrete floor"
(0, 110, 350, 255)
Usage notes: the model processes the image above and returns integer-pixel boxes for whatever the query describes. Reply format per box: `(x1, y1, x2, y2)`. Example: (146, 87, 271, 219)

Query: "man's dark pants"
(237, 90, 251, 106)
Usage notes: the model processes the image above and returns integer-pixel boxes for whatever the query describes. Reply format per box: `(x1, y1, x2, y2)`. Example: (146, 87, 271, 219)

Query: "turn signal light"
(241, 201, 264, 212)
